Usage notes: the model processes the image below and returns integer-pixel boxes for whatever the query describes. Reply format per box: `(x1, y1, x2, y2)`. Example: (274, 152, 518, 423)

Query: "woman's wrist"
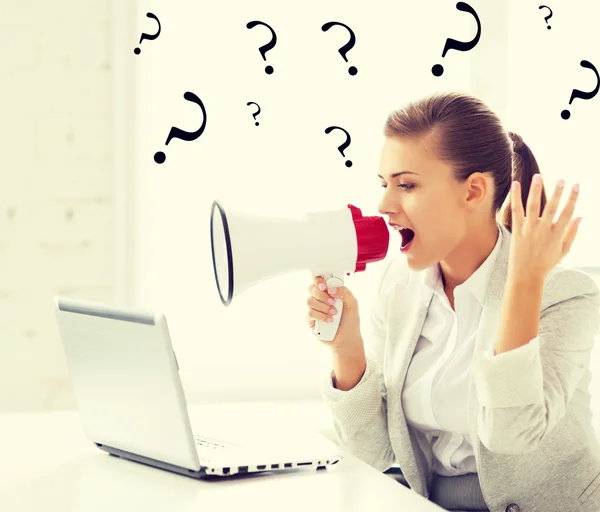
(331, 346, 367, 391)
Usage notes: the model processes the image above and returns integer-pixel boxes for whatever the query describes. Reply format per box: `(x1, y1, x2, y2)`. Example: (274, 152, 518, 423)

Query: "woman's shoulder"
(542, 264, 600, 307)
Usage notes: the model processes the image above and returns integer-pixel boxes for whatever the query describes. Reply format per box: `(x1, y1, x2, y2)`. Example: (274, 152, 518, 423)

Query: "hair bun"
(508, 131, 524, 152)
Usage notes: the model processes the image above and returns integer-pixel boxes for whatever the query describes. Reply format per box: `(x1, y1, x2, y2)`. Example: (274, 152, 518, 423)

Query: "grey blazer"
(321, 223, 600, 512)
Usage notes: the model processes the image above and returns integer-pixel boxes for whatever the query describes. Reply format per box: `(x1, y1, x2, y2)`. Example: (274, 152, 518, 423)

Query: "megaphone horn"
(210, 200, 389, 341)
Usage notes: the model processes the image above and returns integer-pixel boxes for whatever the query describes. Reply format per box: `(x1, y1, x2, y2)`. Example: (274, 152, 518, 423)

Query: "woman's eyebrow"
(377, 171, 419, 179)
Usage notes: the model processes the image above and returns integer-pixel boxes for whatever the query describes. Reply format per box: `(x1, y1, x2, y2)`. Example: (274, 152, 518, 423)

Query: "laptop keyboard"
(194, 434, 253, 463)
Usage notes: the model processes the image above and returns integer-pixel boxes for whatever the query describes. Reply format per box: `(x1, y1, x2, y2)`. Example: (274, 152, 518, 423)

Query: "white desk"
(0, 401, 444, 512)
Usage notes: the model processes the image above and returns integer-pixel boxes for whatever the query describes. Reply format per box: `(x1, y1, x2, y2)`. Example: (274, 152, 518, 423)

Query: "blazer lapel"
(467, 223, 511, 462)
(385, 278, 436, 496)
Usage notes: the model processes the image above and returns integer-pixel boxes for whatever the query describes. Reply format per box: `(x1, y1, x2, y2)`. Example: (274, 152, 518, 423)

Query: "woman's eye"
(380, 184, 415, 190)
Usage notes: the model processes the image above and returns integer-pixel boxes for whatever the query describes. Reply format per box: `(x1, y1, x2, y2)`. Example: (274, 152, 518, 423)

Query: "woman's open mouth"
(399, 228, 415, 252)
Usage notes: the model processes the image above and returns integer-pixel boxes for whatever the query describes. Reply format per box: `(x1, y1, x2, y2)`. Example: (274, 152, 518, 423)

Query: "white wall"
(0, 1, 129, 412)
(506, 1, 600, 266)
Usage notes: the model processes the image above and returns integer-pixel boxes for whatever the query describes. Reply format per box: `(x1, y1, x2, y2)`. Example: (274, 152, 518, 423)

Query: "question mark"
(325, 126, 353, 168)
(539, 5, 553, 30)
(321, 22, 358, 76)
(134, 12, 161, 55)
(432, 2, 481, 77)
(247, 102, 261, 126)
(154, 92, 207, 164)
(561, 60, 600, 120)
(246, 21, 277, 74)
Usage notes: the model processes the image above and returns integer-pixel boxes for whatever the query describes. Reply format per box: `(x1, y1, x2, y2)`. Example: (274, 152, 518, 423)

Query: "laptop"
(53, 296, 343, 479)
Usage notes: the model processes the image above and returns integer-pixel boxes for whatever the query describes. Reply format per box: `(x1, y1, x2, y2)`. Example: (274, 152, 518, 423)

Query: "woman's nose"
(378, 196, 397, 216)
(377, 185, 404, 216)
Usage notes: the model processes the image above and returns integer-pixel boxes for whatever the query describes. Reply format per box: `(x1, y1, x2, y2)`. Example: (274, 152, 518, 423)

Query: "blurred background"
(1, 0, 599, 420)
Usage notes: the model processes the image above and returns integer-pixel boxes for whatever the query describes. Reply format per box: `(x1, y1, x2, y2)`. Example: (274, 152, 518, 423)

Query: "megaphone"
(209, 200, 389, 342)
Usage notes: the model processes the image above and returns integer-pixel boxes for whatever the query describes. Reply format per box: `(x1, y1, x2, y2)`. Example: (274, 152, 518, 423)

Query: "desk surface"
(0, 401, 443, 512)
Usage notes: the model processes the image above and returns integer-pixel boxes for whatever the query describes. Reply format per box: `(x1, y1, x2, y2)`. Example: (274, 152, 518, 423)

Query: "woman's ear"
(465, 172, 492, 208)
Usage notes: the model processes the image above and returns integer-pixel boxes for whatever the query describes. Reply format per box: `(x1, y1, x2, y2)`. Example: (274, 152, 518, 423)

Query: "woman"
(308, 91, 600, 512)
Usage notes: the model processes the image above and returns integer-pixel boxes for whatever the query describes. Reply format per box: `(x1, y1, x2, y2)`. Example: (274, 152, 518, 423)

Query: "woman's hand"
(306, 276, 363, 355)
(508, 174, 583, 283)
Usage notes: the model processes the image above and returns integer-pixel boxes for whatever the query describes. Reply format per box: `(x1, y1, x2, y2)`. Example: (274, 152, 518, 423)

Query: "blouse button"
(505, 504, 520, 512)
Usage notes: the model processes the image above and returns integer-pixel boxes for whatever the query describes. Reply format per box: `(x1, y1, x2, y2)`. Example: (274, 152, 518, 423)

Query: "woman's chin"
(405, 251, 434, 272)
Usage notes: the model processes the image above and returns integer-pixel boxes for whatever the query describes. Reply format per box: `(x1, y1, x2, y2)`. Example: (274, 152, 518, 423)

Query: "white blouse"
(401, 222, 503, 476)
(328, 221, 504, 477)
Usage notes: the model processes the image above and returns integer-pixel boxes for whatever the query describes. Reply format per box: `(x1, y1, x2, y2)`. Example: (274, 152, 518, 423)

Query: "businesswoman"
(308, 91, 600, 512)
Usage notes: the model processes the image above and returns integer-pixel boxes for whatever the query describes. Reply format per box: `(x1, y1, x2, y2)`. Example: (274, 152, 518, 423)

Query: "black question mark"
(246, 21, 277, 74)
(321, 22, 358, 76)
(247, 102, 261, 126)
(539, 5, 553, 30)
(154, 92, 207, 164)
(134, 13, 161, 55)
(561, 60, 600, 120)
(432, 2, 481, 77)
(325, 126, 353, 168)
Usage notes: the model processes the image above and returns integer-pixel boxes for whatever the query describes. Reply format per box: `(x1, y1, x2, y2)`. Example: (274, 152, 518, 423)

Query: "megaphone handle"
(314, 274, 345, 342)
